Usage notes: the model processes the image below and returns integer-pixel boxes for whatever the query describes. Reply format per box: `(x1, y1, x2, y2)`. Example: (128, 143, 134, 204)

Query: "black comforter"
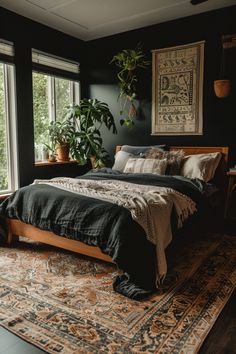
(0, 169, 204, 300)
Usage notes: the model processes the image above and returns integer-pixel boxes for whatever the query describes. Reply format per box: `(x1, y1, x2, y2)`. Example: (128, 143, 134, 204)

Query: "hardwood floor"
(0, 327, 45, 354)
(198, 220, 236, 354)
(199, 290, 236, 354)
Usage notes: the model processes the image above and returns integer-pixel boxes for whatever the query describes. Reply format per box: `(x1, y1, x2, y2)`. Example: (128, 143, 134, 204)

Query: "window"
(33, 73, 79, 148)
(0, 41, 18, 195)
(32, 50, 80, 161)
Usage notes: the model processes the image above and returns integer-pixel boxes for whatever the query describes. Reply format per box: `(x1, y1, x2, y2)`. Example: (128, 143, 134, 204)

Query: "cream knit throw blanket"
(33, 177, 197, 282)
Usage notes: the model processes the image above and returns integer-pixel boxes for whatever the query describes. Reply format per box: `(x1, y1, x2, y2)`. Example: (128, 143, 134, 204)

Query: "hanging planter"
(214, 79, 231, 98)
(214, 38, 231, 98)
(110, 44, 150, 127)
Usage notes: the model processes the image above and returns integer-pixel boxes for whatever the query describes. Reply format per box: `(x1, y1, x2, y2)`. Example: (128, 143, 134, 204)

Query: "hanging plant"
(214, 38, 231, 98)
(110, 44, 150, 127)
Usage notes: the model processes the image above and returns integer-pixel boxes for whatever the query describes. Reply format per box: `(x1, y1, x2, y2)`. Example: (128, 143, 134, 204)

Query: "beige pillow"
(145, 148, 185, 175)
(180, 152, 222, 182)
(112, 150, 135, 172)
(123, 158, 167, 175)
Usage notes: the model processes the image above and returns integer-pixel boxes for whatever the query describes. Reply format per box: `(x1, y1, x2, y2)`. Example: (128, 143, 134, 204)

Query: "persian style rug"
(0, 234, 235, 354)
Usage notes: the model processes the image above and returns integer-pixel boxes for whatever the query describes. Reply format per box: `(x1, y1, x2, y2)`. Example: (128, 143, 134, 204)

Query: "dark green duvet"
(0, 169, 204, 300)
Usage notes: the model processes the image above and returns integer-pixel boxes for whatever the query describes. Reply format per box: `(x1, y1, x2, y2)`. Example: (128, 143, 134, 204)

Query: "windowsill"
(0, 193, 12, 200)
(35, 160, 78, 166)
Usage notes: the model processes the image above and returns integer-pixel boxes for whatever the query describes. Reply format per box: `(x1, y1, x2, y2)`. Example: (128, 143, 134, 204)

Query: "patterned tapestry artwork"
(152, 41, 205, 135)
(0, 234, 235, 354)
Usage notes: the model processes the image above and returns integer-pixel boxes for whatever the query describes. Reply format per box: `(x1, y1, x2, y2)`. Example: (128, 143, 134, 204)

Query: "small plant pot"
(48, 154, 57, 163)
(214, 80, 231, 98)
(56, 144, 70, 161)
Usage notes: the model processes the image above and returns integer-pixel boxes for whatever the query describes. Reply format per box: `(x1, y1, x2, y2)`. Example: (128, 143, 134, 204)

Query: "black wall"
(86, 6, 236, 166)
(0, 7, 86, 186)
(1, 5, 236, 189)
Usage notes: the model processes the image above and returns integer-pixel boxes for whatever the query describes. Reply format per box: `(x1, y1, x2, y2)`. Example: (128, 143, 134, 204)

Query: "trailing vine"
(110, 44, 150, 127)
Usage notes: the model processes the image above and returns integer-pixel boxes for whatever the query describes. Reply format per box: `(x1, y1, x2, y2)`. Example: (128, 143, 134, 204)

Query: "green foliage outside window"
(0, 70, 74, 190)
(55, 77, 71, 122)
(33, 72, 50, 147)
(0, 64, 8, 191)
(33, 72, 76, 158)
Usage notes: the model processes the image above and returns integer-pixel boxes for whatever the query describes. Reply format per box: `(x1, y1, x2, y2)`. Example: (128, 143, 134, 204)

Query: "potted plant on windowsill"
(48, 120, 77, 162)
(44, 142, 57, 162)
(65, 98, 117, 168)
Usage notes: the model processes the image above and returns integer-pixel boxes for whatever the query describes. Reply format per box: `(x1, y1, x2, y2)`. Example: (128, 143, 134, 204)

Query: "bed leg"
(7, 230, 18, 246)
(7, 229, 13, 246)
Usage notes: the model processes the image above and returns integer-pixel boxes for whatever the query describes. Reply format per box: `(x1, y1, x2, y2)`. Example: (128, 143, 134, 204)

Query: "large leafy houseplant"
(110, 44, 150, 127)
(65, 98, 117, 167)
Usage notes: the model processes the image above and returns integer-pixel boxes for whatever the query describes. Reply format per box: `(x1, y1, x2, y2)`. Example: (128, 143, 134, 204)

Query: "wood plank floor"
(199, 289, 236, 354)
(0, 327, 46, 354)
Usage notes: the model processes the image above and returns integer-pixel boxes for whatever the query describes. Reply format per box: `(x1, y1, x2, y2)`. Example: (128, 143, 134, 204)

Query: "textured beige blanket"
(33, 177, 196, 282)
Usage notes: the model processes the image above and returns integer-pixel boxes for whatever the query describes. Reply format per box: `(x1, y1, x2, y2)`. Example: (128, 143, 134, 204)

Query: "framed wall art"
(151, 41, 205, 135)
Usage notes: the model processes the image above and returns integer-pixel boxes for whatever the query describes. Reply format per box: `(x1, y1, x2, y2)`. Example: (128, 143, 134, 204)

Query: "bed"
(0, 145, 229, 299)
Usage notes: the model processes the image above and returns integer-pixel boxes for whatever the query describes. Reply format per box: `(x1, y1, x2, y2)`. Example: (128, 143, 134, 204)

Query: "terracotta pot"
(48, 154, 57, 163)
(56, 143, 70, 161)
(214, 80, 231, 98)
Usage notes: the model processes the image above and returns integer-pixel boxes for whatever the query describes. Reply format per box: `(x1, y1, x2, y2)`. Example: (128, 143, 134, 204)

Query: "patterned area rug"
(0, 234, 235, 354)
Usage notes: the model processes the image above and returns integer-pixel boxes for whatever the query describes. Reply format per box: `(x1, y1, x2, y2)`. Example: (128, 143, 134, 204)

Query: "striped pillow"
(123, 158, 167, 175)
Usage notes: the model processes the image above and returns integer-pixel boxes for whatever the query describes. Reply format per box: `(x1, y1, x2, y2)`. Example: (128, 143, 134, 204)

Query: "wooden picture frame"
(151, 41, 205, 136)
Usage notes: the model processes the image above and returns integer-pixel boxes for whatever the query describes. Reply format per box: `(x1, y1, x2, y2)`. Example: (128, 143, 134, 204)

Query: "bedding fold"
(33, 177, 197, 279)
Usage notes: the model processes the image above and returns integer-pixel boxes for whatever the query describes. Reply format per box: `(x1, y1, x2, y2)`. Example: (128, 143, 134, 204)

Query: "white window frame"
(47, 75, 80, 123)
(32, 49, 80, 162)
(33, 71, 80, 162)
(33, 71, 80, 124)
(0, 62, 18, 195)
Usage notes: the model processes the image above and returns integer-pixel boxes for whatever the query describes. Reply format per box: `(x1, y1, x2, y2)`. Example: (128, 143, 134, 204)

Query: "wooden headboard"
(169, 146, 229, 164)
(116, 145, 229, 163)
(115, 145, 229, 201)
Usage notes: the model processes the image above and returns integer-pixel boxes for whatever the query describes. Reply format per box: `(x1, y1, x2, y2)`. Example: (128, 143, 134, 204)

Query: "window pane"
(55, 77, 72, 121)
(0, 63, 9, 192)
(33, 72, 50, 148)
(33, 72, 79, 162)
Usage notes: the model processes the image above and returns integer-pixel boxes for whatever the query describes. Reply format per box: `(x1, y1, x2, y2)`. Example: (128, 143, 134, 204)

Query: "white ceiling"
(0, 0, 235, 41)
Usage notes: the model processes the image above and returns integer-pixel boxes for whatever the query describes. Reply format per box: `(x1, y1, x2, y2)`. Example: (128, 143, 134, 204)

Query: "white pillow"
(180, 152, 221, 182)
(112, 150, 135, 172)
(123, 158, 167, 175)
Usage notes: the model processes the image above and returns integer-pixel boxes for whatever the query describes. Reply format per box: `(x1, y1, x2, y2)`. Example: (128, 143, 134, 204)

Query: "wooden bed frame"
(7, 146, 229, 263)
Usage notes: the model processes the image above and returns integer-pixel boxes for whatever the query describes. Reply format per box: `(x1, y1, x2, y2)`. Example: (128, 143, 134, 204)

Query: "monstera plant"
(65, 98, 117, 168)
(110, 44, 150, 127)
